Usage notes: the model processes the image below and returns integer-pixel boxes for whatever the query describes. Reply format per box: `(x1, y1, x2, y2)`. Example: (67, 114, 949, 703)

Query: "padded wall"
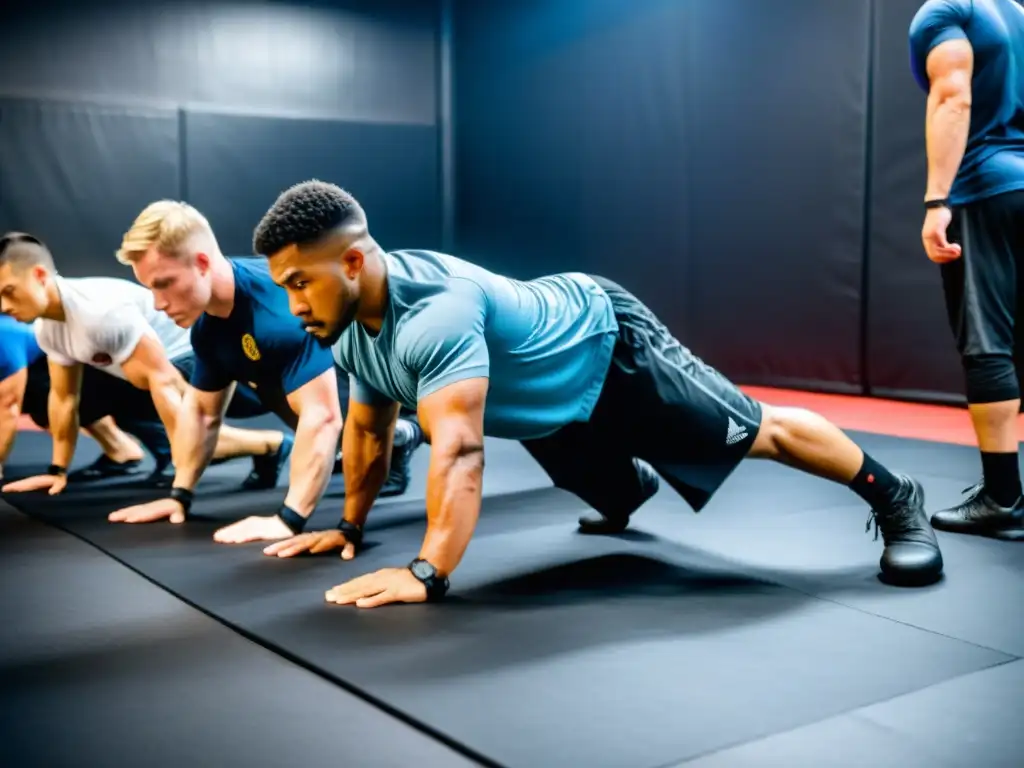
(686, 0, 870, 391)
(0, 98, 180, 275)
(0, 0, 442, 274)
(455, 0, 872, 391)
(865, 0, 966, 402)
(183, 110, 442, 255)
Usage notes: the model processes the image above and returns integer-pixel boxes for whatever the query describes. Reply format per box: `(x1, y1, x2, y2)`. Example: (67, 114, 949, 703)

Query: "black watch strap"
(277, 505, 307, 534)
(47, 464, 67, 476)
(337, 519, 363, 550)
(924, 198, 951, 210)
(408, 558, 450, 602)
(169, 487, 194, 518)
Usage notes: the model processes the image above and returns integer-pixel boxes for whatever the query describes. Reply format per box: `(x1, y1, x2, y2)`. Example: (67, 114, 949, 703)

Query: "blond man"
(0, 232, 285, 495)
(108, 201, 422, 548)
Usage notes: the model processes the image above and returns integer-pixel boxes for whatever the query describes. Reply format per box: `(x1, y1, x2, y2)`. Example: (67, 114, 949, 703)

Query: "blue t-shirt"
(910, 0, 1024, 204)
(190, 258, 335, 395)
(0, 314, 44, 381)
(331, 250, 619, 441)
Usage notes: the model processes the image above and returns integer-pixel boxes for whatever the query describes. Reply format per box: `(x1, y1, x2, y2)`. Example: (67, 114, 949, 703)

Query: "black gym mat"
(3, 431, 1020, 767)
(0, 501, 478, 768)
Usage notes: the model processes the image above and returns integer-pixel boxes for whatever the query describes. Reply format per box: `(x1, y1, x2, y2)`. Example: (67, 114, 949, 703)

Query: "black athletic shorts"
(942, 189, 1024, 363)
(23, 355, 172, 428)
(521, 277, 763, 515)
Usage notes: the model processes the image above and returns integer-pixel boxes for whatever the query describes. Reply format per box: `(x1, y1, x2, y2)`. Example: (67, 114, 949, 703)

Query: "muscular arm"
(924, 39, 974, 200)
(47, 361, 84, 470)
(340, 396, 401, 527)
(120, 334, 187, 454)
(0, 368, 27, 466)
(416, 377, 487, 577)
(282, 369, 343, 518)
(171, 384, 233, 492)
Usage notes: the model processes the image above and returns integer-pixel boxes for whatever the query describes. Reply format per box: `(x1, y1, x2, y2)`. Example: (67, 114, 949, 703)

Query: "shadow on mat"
(309, 552, 872, 682)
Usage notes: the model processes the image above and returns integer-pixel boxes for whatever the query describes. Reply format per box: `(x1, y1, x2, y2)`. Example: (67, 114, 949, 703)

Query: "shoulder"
(910, 0, 972, 45)
(399, 278, 487, 331)
(231, 257, 274, 295)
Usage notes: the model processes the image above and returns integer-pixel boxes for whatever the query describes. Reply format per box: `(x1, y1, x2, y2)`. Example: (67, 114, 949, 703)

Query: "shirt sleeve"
(90, 306, 149, 366)
(349, 374, 395, 406)
(0, 322, 38, 379)
(280, 334, 336, 396)
(188, 326, 235, 393)
(33, 323, 75, 368)
(397, 279, 490, 402)
(909, 0, 971, 89)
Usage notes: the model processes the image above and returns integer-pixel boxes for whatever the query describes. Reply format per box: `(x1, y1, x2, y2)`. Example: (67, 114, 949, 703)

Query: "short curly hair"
(253, 180, 364, 257)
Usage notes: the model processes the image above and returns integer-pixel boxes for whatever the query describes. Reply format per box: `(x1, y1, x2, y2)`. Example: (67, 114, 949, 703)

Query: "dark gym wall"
(0, 0, 441, 275)
(866, 0, 966, 403)
(454, 0, 962, 403)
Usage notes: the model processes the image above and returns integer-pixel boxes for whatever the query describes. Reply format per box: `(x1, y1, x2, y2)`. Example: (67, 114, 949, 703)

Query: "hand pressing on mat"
(263, 530, 359, 559)
(108, 498, 186, 524)
(213, 515, 293, 544)
(2, 472, 67, 496)
(324, 567, 426, 609)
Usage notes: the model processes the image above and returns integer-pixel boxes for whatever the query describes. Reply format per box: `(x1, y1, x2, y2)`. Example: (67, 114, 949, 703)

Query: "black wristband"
(47, 464, 66, 476)
(277, 505, 307, 535)
(924, 198, 951, 210)
(337, 519, 363, 549)
(169, 487, 194, 517)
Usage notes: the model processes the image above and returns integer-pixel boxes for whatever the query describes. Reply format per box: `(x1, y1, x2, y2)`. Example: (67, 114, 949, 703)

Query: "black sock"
(849, 453, 902, 509)
(981, 451, 1021, 507)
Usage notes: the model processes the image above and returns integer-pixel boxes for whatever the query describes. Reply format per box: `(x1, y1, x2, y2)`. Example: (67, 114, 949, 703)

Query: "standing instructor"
(911, 0, 1024, 540)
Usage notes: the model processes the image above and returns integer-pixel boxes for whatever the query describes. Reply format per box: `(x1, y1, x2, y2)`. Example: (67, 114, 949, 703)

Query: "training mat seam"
(662, 656, 1023, 767)
(0, 499, 500, 768)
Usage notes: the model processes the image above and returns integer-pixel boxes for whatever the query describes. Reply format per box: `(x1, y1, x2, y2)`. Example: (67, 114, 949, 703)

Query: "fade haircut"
(116, 200, 214, 265)
(0, 232, 56, 272)
(253, 180, 365, 257)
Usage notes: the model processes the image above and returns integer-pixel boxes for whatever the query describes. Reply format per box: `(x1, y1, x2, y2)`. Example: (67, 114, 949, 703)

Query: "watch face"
(410, 560, 435, 580)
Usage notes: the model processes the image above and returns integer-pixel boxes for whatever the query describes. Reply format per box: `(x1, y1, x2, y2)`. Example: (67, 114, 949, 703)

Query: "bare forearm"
(48, 392, 79, 467)
(925, 91, 971, 199)
(149, 381, 183, 451)
(283, 413, 340, 517)
(171, 395, 218, 491)
(0, 406, 19, 464)
(418, 447, 484, 576)
(340, 423, 392, 526)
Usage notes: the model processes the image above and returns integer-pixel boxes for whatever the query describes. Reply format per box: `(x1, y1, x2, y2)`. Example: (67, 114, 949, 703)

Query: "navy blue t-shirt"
(190, 258, 334, 395)
(0, 314, 44, 381)
(910, 0, 1024, 204)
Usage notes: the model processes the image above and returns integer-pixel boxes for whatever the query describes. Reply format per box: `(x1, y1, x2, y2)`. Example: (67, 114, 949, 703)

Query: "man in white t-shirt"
(0, 232, 290, 495)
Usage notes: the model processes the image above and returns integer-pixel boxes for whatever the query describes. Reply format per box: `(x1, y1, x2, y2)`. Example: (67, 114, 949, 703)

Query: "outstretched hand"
(214, 515, 294, 544)
(2, 473, 68, 496)
(109, 497, 186, 524)
(262, 530, 358, 559)
(324, 567, 426, 609)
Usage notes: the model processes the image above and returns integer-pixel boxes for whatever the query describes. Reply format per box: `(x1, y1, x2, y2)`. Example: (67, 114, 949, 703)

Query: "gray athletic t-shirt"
(331, 249, 618, 441)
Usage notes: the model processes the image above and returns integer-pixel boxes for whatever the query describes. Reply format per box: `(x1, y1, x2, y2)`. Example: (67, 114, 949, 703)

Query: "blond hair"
(116, 200, 213, 265)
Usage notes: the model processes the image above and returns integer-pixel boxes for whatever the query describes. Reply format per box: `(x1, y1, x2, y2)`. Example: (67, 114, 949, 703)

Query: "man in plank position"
(107, 201, 422, 543)
(255, 180, 944, 608)
(0, 232, 288, 496)
(0, 312, 150, 483)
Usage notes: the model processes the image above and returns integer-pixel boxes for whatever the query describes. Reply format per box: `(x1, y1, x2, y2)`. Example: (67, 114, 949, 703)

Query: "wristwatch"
(408, 558, 450, 602)
(924, 198, 951, 210)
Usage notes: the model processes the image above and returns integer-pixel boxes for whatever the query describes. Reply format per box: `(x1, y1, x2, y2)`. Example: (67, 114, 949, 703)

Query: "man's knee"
(963, 353, 1019, 403)
(748, 403, 785, 459)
